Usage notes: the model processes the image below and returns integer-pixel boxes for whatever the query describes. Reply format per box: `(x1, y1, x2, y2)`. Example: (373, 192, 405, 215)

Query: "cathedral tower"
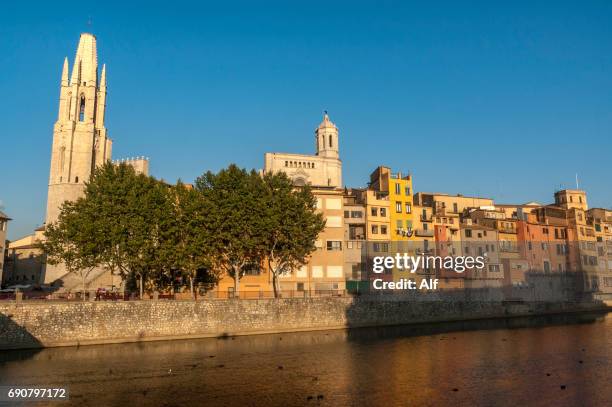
(45, 33, 112, 225)
(315, 112, 339, 159)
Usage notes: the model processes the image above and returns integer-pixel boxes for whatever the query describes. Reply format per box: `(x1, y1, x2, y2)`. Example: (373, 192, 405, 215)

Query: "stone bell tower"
(315, 112, 339, 159)
(45, 33, 112, 226)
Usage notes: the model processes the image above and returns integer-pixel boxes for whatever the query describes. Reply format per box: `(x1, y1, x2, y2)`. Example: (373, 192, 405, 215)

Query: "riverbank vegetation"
(42, 163, 325, 298)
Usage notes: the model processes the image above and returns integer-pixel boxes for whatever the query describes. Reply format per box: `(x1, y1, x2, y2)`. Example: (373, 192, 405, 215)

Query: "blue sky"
(1, 1, 612, 239)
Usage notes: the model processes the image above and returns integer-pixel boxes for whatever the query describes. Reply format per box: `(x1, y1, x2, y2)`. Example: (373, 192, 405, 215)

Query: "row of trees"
(43, 163, 325, 298)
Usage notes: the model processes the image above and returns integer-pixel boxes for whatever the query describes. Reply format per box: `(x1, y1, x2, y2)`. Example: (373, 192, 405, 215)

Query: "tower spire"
(100, 63, 106, 88)
(70, 33, 97, 85)
(96, 64, 107, 127)
(47, 32, 110, 226)
(61, 57, 69, 86)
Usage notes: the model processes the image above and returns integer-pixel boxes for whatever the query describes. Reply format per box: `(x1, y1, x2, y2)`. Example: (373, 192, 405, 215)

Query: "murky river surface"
(0, 312, 610, 407)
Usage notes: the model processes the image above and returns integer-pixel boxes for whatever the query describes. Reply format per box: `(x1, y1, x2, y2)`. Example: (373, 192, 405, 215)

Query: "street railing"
(0, 289, 350, 302)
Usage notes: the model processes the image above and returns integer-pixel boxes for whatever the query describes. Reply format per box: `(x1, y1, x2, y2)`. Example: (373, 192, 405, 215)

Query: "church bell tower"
(46, 33, 112, 225)
(315, 112, 339, 159)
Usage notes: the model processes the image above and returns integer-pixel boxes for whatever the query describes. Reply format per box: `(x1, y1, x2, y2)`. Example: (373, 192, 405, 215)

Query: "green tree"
(195, 165, 268, 295)
(42, 200, 101, 298)
(261, 172, 325, 297)
(109, 167, 170, 298)
(162, 182, 219, 298)
(43, 162, 172, 299)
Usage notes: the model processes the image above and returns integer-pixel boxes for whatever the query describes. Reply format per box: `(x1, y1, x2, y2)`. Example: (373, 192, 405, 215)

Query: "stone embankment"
(0, 298, 607, 350)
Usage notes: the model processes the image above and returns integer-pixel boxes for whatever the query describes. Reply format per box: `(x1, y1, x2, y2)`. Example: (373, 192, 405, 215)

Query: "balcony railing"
(415, 229, 434, 237)
(499, 245, 519, 253)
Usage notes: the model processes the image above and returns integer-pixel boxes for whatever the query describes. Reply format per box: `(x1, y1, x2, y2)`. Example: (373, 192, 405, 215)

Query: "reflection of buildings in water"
(0, 313, 608, 406)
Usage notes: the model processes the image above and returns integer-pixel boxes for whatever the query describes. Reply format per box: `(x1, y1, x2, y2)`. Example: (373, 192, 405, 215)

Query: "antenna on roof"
(575, 173, 579, 189)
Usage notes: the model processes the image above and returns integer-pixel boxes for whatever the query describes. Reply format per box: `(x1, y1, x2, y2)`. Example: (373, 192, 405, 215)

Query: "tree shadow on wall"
(0, 313, 42, 362)
(344, 270, 607, 343)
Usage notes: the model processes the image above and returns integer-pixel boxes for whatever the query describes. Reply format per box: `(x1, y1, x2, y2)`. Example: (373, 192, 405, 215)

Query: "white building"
(264, 113, 342, 188)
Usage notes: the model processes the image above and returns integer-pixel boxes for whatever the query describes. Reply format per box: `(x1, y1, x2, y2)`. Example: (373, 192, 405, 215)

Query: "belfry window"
(79, 96, 85, 122)
(329, 135, 332, 148)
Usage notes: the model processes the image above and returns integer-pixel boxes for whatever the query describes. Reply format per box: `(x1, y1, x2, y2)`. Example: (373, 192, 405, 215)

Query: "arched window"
(75, 176, 79, 183)
(79, 96, 85, 122)
(329, 135, 333, 148)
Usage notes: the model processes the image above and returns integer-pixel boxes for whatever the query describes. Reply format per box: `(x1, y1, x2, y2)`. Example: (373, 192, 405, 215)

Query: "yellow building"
(367, 167, 414, 282)
(369, 166, 414, 241)
(363, 189, 391, 241)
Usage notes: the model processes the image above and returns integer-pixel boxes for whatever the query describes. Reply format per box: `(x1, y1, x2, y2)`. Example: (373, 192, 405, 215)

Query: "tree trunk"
(190, 275, 195, 300)
(139, 274, 144, 300)
(276, 274, 281, 297)
(268, 259, 279, 299)
(272, 272, 279, 298)
(234, 269, 240, 297)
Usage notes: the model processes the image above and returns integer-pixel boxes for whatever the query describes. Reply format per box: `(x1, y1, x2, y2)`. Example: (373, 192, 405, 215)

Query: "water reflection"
(0, 312, 609, 406)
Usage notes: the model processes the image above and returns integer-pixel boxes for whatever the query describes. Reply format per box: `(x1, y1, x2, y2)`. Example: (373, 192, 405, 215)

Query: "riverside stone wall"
(0, 298, 606, 350)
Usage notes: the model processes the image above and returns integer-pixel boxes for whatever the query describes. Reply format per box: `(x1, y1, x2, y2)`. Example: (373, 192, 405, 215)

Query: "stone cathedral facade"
(46, 33, 113, 225)
(264, 113, 342, 188)
(44, 33, 149, 286)
(7, 33, 149, 288)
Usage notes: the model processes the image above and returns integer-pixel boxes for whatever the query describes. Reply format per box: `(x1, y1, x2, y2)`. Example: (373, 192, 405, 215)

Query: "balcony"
(433, 207, 447, 217)
(499, 245, 519, 253)
(415, 229, 434, 237)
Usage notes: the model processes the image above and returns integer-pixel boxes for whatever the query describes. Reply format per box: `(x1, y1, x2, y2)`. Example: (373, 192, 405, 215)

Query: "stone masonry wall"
(0, 298, 606, 350)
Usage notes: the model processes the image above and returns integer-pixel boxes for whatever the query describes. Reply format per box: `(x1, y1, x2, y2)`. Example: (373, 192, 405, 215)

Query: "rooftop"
(416, 192, 493, 200)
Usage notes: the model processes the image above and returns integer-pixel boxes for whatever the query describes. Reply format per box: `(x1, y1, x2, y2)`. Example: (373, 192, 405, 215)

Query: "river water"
(0, 312, 610, 407)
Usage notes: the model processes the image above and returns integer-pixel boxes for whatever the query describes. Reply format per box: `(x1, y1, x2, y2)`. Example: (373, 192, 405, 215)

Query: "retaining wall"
(0, 298, 607, 350)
